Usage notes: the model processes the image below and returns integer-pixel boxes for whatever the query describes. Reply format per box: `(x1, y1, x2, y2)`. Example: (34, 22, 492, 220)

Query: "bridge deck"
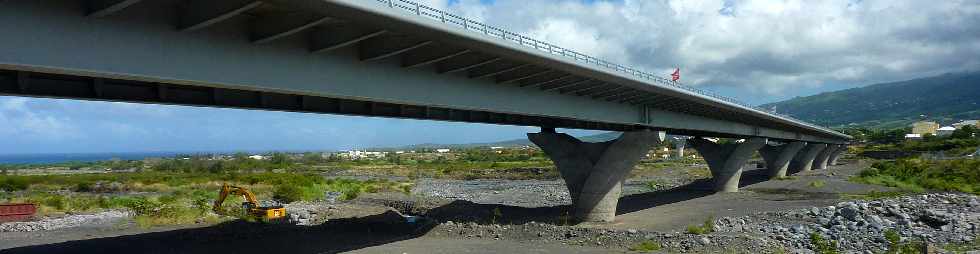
(0, 0, 849, 143)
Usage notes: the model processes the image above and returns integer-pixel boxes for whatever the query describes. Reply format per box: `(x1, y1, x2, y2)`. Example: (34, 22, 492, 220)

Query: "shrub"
(0, 177, 29, 191)
(630, 240, 662, 252)
(273, 184, 304, 203)
(809, 180, 826, 188)
(810, 233, 839, 254)
(686, 217, 715, 235)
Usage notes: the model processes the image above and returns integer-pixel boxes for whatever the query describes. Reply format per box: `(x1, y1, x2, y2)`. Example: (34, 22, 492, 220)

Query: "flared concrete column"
(828, 145, 847, 165)
(790, 144, 827, 173)
(529, 129, 664, 222)
(689, 137, 767, 193)
(672, 137, 687, 159)
(758, 141, 806, 179)
(813, 144, 836, 170)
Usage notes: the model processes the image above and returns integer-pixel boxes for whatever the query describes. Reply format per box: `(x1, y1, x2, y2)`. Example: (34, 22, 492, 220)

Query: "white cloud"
(442, 0, 980, 98)
(0, 97, 80, 141)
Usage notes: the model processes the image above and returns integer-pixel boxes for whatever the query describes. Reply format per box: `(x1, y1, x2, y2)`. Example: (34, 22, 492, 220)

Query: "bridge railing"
(375, 0, 841, 136)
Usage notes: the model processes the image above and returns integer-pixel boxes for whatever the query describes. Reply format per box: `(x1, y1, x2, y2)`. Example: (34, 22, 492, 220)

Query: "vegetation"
(883, 229, 924, 254)
(853, 158, 980, 194)
(760, 71, 980, 128)
(686, 217, 715, 235)
(0, 171, 408, 227)
(840, 190, 910, 201)
(629, 240, 663, 252)
(809, 233, 839, 254)
(942, 238, 980, 253)
(808, 180, 826, 188)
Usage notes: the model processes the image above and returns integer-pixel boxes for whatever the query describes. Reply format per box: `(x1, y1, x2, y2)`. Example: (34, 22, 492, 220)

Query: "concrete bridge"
(0, 0, 850, 222)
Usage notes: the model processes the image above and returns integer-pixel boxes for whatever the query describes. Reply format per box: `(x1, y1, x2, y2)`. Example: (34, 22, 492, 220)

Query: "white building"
(937, 126, 957, 137)
(905, 134, 923, 140)
(435, 149, 451, 153)
(248, 155, 266, 160)
(344, 150, 385, 159)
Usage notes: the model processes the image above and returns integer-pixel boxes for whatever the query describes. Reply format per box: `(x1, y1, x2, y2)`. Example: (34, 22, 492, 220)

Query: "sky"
(2, 0, 979, 154)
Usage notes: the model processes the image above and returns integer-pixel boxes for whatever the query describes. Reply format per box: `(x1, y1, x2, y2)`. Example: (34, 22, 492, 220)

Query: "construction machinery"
(213, 184, 286, 222)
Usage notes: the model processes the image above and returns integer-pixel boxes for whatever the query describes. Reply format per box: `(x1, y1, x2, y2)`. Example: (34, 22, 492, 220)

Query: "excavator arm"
(212, 184, 259, 214)
(212, 184, 286, 222)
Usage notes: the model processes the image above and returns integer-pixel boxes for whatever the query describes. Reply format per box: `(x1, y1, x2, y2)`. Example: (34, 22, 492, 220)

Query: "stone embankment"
(715, 193, 979, 253)
(0, 210, 131, 232)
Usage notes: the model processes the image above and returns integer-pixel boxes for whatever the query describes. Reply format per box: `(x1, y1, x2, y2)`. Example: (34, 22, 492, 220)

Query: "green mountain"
(760, 72, 980, 128)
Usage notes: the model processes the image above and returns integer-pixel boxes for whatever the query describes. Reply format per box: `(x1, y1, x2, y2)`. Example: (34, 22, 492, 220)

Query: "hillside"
(760, 72, 980, 128)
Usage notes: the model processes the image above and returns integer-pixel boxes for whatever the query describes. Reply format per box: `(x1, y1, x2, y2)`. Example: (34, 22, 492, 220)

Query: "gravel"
(412, 179, 572, 207)
(0, 210, 131, 232)
(713, 193, 980, 253)
(410, 178, 688, 208)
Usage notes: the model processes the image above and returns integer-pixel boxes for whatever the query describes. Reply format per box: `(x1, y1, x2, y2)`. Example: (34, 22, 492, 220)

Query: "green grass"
(942, 238, 980, 253)
(686, 217, 715, 235)
(629, 240, 663, 252)
(808, 180, 826, 188)
(810, 233, 839, 254)
(852, 158, 980, 194)
(645, 179, 668, 190)
(0, 171, 411, 227)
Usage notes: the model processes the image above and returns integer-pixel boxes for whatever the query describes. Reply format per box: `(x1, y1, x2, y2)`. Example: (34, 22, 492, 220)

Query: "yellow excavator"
(213, 184, 286, 222)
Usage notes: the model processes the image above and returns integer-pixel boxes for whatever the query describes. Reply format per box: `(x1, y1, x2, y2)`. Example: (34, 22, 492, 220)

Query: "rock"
(840, 206, 861, 221)
(627, 229, 638, 234)
(699, 237, 711, 245)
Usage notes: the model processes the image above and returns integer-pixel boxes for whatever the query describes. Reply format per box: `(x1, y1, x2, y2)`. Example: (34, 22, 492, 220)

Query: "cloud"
(0, 97, 80, 141)
(441, 0, 980, 100)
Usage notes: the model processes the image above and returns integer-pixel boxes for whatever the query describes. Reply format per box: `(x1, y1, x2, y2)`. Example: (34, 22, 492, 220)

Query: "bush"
(810, 233, 839, 254)
(273, 184, 304, 203)
(630, 240, 662, 252)
(853, 158, 980, 194)
(0, 177, 30, 191)
(686, 217, 715, 235)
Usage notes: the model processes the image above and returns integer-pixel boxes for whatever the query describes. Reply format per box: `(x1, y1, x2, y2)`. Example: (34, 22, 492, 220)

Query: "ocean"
(0, 152, 192, 165)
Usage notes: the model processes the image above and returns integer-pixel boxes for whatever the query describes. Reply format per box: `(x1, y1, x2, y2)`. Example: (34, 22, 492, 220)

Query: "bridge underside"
(0, 0, 847, 144)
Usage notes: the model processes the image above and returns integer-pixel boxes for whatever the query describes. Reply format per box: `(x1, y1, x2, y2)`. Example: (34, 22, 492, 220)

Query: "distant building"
(910, 121, 940, 135)
(953, 120, 979, 129)
(905, 134, 923, 140)
(937, 126, 957, 137)
(343, 150, 385, 159)
(435, 149, 451, 153)
(248, 155, 266, 160)
(489, 147, 504, 150)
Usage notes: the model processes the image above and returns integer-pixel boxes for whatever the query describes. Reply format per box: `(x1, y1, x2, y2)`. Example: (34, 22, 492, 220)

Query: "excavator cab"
(213, 184, 286, 222)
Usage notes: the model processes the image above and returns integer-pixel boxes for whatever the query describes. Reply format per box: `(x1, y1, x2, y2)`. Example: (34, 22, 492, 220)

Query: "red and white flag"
(671, 68, 680, 81)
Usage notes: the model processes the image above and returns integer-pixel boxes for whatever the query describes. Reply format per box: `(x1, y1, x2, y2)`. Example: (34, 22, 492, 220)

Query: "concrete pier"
(791, 144, 827, 173)
(759, 141, 806, 179)
(529, 129, 664, 222)
(828, 145, 847, 165)
(689, 137, 767, 192)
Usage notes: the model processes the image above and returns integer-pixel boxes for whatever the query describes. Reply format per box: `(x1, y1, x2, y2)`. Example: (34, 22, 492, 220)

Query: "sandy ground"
(0, 159, 893, 254)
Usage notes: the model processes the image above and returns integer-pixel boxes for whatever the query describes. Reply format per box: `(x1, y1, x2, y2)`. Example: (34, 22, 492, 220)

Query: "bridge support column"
(791, 144, 827, 173)
(528, 129, 664, 222)
(813, 144, 836, 170)
(672, 138, 687, 160)
(759, 141, 806, 179)
(689, 137, 767, 193)
(828, 145, 847, 165)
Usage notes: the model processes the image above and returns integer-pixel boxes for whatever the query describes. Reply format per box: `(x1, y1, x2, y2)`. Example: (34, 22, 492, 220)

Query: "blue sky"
(1, 0, 978, 154)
